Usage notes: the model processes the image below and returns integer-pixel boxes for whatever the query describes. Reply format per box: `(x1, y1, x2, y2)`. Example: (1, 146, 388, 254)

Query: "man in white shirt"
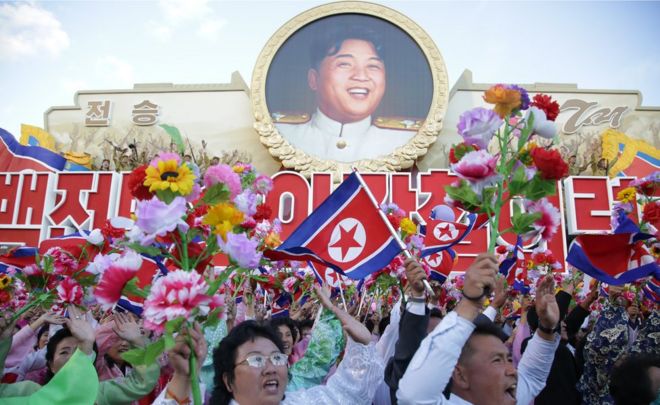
(397, 253, 561, 405)
(274, 26, 418, 162)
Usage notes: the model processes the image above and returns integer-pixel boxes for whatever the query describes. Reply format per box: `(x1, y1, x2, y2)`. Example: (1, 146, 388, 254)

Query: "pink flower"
(150, 152, 181, 167)
(46, 247, 79, 276)
(451, 150, 498, 183)
(56, 277, 84, 305)
(204, 164, 242, 199)
(525, 198, 561, 242)
(142, 270, 211, 333)
(23, 264, 42, 276)
(94, 265, 139, 309)
(253, 175, 273, 194)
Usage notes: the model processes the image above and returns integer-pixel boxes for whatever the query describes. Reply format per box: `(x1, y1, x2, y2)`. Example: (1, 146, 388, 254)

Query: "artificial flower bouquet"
(98, 153, 280, 405)
(445, 85, 568, 252)
(614, 171, 660, 234)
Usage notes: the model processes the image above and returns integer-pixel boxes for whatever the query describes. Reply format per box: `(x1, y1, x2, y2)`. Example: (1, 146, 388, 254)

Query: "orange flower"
(483, 85, 521, 118)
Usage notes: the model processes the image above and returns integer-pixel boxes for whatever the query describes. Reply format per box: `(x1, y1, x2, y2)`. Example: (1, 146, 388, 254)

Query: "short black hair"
(270, 317, 299, 343)
(210, 321, 285, 405)
(430, 307, 443, 319)
(297, 319, 314, 331)
(458, 321, 508, 364)
(309, 25, 384, 70)
(34, 324, 49, 350)
(610, 353, 660, 405)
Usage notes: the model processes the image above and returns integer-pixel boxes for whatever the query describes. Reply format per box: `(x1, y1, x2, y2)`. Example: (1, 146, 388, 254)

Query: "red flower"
(0, 290, 11, 304)
(171, 242, 212, 274)
(387, 213, 401, 229)
(254, 204, 272, 222)
(127, 165, 153, 201)
(94, 265, 138, 309)
(531, 147, 569, 180)
(643, 201, 660, 229)
(531, 94, 560, 121)
(101, 219, 125, 239)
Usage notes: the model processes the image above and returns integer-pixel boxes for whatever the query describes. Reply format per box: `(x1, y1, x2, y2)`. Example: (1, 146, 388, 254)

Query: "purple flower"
(218, 232, 262, 269)
(234, 189, 258, 217)
(457, 107, 503, 149)
(506, 84, 530, 110)
(135, 196, 189, 244)
(204, 164, 242, 199)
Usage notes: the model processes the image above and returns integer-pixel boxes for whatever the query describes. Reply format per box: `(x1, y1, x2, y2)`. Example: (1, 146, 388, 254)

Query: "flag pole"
(356, 282, 365, 318)
(338, 281, 348, 311)
(351, 168, 435, 297)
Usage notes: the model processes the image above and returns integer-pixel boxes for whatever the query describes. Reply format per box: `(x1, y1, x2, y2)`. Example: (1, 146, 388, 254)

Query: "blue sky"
(1, 0, 659, 137)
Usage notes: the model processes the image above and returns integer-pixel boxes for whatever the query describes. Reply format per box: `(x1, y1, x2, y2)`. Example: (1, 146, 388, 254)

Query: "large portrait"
(252, 2, 448, 177)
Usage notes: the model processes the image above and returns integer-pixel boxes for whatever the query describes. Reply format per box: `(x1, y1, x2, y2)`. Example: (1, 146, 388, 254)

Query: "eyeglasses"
(235, 352, 288, 369)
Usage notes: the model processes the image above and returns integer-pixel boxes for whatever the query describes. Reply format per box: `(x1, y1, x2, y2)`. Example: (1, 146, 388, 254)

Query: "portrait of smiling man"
(273, 25, 422, 162)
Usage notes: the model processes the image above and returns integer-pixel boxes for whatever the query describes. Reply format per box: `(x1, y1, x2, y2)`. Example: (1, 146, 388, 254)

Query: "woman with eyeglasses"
(154, 285, 384, 405)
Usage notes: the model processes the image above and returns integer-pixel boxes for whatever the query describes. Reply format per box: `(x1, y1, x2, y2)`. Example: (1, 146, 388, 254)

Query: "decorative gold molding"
(251, 1, 448, 179)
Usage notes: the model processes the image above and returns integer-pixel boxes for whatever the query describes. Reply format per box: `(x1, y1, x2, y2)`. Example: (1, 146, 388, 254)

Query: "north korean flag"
(0, 127, 66, 172)
(567, 211, 659, 285)
(309, 262, 344, 288)
(420, 213, 478, 258)
(421, 249, 456, 283)
(643, 276, 660, 303)
(499, 236, 526, 286)
(264, 172, 401, 280)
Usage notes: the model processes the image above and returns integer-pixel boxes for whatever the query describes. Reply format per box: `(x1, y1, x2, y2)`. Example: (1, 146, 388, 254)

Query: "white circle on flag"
(328, 218, 366, 263)
(433, 222, 458, 242)
(424, 252, 444, 268)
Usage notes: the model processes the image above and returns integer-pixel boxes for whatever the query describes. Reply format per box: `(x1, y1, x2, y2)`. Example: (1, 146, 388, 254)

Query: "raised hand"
(113, 311, 145, 347)
(491, 275, 509, 309)
(456, 253, 498, 321)
(314, 285, 372, 345)
(404, 258, 426, 298)
(65, 305, 95, 355)
(535, 275, 560, 340)
(0, 313, 16, 341)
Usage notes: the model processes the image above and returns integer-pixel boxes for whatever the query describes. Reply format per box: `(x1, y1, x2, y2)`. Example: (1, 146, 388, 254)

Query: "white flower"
(86, 229, 104, 246)
(526, 107, 557, 139)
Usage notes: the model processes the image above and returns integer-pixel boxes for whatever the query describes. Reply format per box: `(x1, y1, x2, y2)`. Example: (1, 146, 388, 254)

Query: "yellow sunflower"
(203, 203, 244, 240)
(616, 187, 636, 204)
(143, 159, 195, 196)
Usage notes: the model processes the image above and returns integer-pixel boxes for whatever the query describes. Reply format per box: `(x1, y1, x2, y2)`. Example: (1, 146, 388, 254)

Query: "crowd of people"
(1, 253, 658, 405)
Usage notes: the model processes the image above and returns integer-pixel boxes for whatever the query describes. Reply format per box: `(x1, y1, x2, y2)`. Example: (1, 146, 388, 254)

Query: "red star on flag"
(330, 224, 362, 260)
(436, 224, 455, 240)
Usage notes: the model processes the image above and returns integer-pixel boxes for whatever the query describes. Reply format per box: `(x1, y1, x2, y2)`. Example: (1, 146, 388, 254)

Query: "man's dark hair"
(270, 317, 299, 343)
(430, 307, 443, 319)
(309, 25, 384, 70)
(610, 353, 660, 405)
(210, 321, 285, 405)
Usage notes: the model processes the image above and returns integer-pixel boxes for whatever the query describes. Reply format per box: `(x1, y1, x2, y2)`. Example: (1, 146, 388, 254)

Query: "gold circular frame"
(251, 1, 448, 178)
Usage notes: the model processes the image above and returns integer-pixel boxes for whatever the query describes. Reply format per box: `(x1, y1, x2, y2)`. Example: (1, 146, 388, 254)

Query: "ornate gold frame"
(251, 1, 448, 178)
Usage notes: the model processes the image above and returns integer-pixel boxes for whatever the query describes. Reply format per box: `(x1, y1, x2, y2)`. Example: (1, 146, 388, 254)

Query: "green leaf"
(159, 124, 186, 155)
(508, 166, 528, 196)
(121, 277, 150, 299)
(155, 189, 177, 204)
(511, 211, 542, 235)
(525, 175, 558, 200)
(203, 309, 223, 329)
(517, 110, 534, 151)
(202, 183, 230, 205)
(125, 242, 163, 257)
(165, 318, 186, 335)
(445, 181, 482, 211)
(121, 338, 167, 366)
